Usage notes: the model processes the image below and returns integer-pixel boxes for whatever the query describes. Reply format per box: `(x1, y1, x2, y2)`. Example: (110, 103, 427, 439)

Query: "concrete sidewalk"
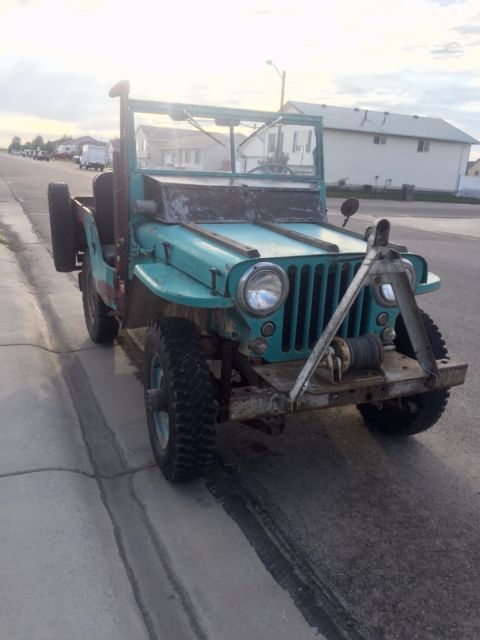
(0, 178, 322, 639)
(0, 185, 151, 639)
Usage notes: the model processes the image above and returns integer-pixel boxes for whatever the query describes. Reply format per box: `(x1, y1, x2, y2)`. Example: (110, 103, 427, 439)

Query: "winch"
(316, 333, 384, 383)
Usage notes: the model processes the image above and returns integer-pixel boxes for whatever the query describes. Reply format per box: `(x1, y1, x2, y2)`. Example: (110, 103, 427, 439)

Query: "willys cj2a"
(48, 80, 467, 482)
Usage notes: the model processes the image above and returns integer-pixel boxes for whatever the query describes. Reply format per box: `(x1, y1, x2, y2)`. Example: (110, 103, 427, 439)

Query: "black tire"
(144, 318, 216, 482)
(81, 252, 119, 343)
(358, 311, 449, 436)
(48, 182, 76, 272)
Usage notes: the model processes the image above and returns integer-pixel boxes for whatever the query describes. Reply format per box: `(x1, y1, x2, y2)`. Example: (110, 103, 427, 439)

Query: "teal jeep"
(48, 81, 467, 482)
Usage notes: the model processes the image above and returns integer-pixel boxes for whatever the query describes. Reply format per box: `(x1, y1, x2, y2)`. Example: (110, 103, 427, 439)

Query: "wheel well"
(123, 276, 211, 334)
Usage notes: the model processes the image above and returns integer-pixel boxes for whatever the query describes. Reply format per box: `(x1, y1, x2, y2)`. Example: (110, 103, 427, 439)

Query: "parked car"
(72, 155, 80, 164)
(36, 150, 50, 161)
(47, 80, 467, 483)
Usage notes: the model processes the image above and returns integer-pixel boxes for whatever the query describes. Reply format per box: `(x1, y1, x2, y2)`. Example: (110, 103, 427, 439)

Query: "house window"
(142, 139, 146, 152)
(194, 150, 201, 164)
(184, 150, 190, 163)
(292, 130, 312, 153)
(417, 140, 430, 153)
(373, 135, 387, 145)
(268, 133, 276, 153)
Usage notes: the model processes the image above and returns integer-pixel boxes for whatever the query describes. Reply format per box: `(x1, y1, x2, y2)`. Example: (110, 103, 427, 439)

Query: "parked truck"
(48, 80, 467, 483)
(79, 144, 106, 171)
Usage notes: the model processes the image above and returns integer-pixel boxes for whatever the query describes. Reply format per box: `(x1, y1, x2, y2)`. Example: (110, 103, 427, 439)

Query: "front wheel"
(358, 311, 449, 436)
(81, 252, 119, 343)
(144, 318, 216, 482)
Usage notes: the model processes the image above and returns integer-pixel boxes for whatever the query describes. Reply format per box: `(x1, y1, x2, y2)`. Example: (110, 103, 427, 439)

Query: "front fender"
(133, 263, 233, 308)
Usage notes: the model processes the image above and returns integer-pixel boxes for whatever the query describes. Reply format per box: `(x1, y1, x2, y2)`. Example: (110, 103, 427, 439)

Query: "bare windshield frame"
(128, 98, 324, 183)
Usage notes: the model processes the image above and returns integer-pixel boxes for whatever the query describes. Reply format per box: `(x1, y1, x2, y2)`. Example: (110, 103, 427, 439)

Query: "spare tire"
(48, 182, 76, 272)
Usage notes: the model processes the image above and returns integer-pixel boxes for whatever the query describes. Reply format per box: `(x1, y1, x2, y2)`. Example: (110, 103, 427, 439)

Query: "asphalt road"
(2, 153, 480, 640)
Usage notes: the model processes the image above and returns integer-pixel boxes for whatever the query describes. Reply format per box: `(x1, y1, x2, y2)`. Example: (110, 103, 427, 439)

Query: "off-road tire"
(358, 311, 449, 436)
(48, 182, 76, 272)
(81, 252, 119, 343)
(144, 318, 216, 482)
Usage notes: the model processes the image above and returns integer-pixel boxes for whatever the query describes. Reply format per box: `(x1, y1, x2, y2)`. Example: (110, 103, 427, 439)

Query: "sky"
(0, 0, 479, 159)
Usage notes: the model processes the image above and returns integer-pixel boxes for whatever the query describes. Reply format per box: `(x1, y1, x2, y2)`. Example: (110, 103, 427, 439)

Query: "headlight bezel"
(375, 258, 417, 308)
(236, 262, 289, 317)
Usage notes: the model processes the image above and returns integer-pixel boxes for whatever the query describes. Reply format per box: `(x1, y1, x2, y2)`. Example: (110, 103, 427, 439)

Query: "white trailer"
(79, 145, 106, 171)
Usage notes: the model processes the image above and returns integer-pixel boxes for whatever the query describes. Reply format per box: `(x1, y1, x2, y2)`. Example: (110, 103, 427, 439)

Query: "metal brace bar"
(389, 270, 439, 383)
(289, 219, 390, 403)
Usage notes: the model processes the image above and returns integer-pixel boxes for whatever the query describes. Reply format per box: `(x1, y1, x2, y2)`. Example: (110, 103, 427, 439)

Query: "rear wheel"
(358, 311, 449, 436)
(144, 318, 216, 482)
(48, 182, 76, 272)
(81, 252, 119, 343)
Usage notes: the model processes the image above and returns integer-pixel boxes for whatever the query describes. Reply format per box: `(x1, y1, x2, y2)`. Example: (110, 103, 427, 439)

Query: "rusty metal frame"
(110, 81, 131, 313)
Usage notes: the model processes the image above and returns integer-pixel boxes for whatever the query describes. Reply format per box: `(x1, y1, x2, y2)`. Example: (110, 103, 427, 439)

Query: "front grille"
(281, 260, 369, 352)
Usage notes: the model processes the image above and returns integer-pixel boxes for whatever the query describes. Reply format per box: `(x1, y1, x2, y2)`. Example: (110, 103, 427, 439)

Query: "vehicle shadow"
(213, 407, 480, 640)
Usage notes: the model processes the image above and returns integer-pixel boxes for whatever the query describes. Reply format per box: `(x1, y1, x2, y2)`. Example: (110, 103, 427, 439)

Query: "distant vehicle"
(22, 150, 32, 158)
(79, 145, 106, 171)
(36, 150, 50, 162)
(72, 155, 80, 164)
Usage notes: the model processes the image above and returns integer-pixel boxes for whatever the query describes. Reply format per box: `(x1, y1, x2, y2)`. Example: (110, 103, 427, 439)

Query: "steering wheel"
(247, 163, 295, 175)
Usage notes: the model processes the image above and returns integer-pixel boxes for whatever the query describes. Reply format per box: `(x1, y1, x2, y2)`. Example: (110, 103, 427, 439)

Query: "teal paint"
(81, 208, 117, 308)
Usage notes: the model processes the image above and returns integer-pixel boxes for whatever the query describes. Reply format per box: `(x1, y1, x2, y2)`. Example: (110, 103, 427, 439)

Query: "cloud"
(0, 61, 116, 126)
(456, 23, 480, 34)
(428, 0, 466, 5)
(455, 15, 480, 42)
(430, 41, 464, 58)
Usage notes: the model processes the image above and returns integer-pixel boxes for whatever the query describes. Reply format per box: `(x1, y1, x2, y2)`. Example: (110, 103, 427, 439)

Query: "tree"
(8, 136, 21, 152)
(32, 135, 44, 150)
(59, 133, 73, 144)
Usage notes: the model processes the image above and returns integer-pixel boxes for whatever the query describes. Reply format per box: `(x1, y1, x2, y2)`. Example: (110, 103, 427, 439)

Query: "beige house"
(135, 125, 232, 171)
(467, 158, 480, 176)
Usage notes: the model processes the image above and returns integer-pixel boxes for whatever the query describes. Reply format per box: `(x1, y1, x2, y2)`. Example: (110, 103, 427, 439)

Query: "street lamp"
(266, 59, 286, 111)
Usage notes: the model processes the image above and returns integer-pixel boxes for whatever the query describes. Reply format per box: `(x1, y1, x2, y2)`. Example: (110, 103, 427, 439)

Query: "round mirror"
(341, 197, 360, 218)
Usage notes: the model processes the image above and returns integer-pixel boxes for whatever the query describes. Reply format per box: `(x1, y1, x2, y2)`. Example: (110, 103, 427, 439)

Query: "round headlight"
(237, 262, 289, 316)
(377, 259, 416, 307)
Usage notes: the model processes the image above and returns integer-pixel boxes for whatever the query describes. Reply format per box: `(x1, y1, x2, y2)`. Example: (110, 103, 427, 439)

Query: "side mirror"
(109, 80, 130, 98)
(340, 197, 359, 228)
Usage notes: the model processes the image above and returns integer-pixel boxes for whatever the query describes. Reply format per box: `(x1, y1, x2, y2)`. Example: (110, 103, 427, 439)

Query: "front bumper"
(228, 351, 467, 422)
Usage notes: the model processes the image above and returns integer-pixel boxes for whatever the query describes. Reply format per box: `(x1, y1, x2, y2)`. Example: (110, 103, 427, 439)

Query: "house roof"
(71, 136, 106, 146)
(137, 125, 194, 141)
(286, 101, 478, 145)
(137, 125, 244, 150)
(159, 132, 230, 151)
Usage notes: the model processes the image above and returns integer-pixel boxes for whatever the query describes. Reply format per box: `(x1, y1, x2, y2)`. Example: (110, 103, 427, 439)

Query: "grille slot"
(281, 260, 368, 353)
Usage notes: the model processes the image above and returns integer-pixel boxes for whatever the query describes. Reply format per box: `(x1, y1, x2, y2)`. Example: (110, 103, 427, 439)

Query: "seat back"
(93, 172, 115, 244)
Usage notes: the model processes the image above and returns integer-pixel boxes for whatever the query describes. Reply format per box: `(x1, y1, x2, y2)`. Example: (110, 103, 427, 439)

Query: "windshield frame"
(127, 98, 325, 186)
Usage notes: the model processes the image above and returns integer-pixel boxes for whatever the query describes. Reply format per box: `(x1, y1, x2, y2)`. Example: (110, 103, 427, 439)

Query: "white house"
(282, 102, 478, 191)
(237, 123, 315, 175)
